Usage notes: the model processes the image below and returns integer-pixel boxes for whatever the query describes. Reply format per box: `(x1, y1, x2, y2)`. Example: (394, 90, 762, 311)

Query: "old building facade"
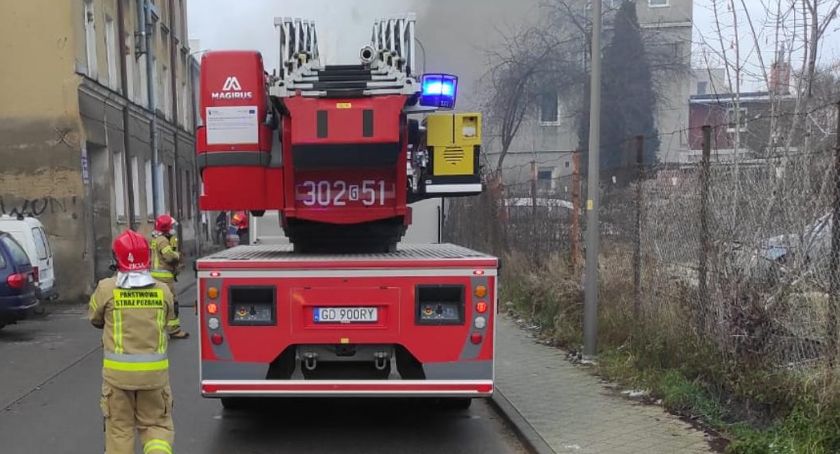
(0, 0, 199, 301)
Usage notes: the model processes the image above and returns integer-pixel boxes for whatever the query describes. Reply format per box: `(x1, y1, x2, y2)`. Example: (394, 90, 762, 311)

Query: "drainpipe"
(140, 0, 160, 218)
(117, 0, 136, 230)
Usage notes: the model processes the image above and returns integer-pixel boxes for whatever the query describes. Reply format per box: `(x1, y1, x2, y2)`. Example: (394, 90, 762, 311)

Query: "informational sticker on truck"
(206, 106, 259, 145)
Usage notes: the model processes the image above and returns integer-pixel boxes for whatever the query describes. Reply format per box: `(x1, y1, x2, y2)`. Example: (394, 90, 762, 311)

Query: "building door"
(87, 144, 113, 281)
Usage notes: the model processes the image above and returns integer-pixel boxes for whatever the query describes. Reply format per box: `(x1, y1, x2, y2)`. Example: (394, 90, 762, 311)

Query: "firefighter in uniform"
(150, 214, 189, 339)
(89, 230, 176, 454)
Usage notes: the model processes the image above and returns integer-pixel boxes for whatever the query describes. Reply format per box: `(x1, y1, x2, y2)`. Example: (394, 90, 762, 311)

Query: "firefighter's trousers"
(157, 278, 182, 334)
(100, 381, 174, 454)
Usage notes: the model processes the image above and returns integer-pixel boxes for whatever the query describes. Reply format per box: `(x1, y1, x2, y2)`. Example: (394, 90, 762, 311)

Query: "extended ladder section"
(196, 14, 484, 253)
(271, 15, 419, 99)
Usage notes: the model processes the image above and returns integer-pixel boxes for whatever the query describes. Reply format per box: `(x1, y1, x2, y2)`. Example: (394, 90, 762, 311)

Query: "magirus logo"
(211, 76, 254, 99)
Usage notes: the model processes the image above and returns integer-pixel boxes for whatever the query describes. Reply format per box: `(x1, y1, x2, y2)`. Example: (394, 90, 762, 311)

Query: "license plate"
(314, 307, 378, 323)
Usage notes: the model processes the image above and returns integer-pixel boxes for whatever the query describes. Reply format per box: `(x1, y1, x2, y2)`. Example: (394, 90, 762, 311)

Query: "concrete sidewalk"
(494, 316, 716, 454)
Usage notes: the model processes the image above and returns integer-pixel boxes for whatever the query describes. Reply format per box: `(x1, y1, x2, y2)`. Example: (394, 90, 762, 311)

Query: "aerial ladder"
(197, 15, 482, 252)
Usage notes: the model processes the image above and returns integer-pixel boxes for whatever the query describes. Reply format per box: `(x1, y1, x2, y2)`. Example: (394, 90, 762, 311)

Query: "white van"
(0, 215, 57, 300)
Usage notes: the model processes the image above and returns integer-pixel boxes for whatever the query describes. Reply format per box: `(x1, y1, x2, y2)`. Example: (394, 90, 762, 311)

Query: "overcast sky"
(187, 0, 840, 91)
(187, 0, 426, 71)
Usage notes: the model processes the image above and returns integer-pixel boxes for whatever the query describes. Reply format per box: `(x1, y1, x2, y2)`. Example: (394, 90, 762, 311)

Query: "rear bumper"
(201, 380, 493, 398)
(0, 294, 39, 322)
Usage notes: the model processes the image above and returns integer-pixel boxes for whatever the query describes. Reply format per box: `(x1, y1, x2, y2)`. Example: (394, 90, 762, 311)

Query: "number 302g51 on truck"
(195, 15, 497, 409)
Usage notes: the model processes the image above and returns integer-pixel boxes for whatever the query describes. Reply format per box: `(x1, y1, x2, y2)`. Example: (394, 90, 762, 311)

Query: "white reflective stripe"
(203, 379, 492, 385)
(104, 352, 168, 363)
(198, 269, 497, 278)
(424, 184, 483, 194)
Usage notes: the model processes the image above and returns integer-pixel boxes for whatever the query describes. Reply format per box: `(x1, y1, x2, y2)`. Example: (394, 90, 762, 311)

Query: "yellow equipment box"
(426, 113, 482, 178)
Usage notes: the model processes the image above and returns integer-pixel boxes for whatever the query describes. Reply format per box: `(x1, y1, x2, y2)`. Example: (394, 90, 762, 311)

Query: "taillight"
(7, 273, 26, 290)
(211, 333, 224, 345)
(32, 267, 39, 282)
(474, 285, 487, 298)
(470, 332, 483, 345)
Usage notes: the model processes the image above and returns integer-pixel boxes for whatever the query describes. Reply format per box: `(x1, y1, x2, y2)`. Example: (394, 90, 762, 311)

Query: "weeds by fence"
(445, 113, 840, 451)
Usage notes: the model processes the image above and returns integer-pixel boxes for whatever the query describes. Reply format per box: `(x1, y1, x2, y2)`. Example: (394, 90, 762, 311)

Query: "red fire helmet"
(112, 230, 151, 273)
(155, 214, 175, 233)
(231, 211, 249, 229)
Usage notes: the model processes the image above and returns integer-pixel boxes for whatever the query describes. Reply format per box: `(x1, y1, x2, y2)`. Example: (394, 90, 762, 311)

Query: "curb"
(489, 386, 556, 454)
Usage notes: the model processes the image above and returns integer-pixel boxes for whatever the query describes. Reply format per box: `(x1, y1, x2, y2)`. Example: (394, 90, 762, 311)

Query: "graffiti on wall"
(0, 196, 79, 219)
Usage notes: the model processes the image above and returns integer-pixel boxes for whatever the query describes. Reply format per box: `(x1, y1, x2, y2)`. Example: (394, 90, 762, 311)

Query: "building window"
(125, 32, 135, 100)
(726, 107, 748, 133)
(162, 64, 172, 119)
(105, 16, 119, 90)
(180, 61, 189, 128)
(179, 0, 188, 41)
(113, 152, 127, 222)
(565, 161, 570, 168)
(585, 1, 619, 13)
(145, 160, 154, 218)
(139, 54, 149, 107)
(176, 168, 184, 219)
(185, 170, 192, 220)
(158, 163, 168, 214)
(696, 81, 708, 95)
(649, 0, 669, 7)
(539, 90, 560, 125)
(131, 156, 141, 221)
(154, 56, 163, 112)
(537, 168, 554, 191)
(83, 0, 98, 79)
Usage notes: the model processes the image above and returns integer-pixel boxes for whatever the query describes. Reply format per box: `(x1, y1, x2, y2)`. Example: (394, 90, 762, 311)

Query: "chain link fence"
(445, 117, 840, 407)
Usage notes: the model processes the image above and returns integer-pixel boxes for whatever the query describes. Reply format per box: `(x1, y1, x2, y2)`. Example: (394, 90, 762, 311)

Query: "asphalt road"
(0, 301, 525, 454)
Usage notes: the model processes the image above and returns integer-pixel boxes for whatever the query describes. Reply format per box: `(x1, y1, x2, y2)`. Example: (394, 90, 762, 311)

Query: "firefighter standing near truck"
(88, 230, 176, 454)
(150, 214, 189, 339)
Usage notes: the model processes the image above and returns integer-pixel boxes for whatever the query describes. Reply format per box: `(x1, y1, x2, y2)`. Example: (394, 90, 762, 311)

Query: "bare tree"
(481, 24, 582, 176)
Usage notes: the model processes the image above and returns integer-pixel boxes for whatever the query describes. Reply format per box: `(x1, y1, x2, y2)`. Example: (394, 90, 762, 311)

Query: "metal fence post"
(698, 125, 712, 330)
(829, 101, 840, 364)
(633, 135, 644, 319)
(571, 151, 582, 271)
(531, 160, 538, 262)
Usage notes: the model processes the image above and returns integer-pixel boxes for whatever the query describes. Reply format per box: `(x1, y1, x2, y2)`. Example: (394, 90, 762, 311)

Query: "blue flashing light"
(420, 74, 458, 109)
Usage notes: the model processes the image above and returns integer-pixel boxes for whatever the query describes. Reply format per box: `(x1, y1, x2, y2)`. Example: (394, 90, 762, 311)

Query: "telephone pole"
(583, 0, 602, 361)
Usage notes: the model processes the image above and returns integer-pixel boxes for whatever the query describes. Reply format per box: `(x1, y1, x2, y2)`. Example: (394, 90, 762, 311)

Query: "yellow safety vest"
(150, 235, 179, 280)
(88, 278, 176, 390)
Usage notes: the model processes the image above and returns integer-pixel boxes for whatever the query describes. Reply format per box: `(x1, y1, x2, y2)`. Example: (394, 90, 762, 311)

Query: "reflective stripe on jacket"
(150, 235, 180, 280)
(88, 278, 176, 390)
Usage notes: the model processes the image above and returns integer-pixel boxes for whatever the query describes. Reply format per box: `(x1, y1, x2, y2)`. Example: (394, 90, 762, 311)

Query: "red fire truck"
(195, 16, 497, 408)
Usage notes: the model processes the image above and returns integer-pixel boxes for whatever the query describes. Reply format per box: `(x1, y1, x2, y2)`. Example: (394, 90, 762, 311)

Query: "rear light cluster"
(6, 273, 26, 290)
(471, 283, 490, 344)
(207, 286, 223, 345)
